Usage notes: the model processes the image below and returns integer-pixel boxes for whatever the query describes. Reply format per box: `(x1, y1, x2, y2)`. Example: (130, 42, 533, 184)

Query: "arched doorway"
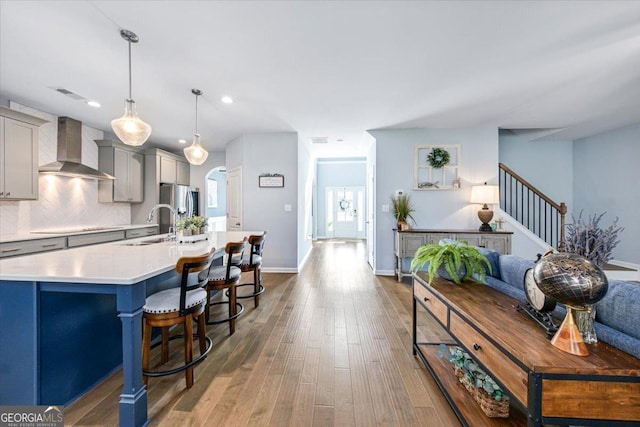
(205, 166, 227, 231)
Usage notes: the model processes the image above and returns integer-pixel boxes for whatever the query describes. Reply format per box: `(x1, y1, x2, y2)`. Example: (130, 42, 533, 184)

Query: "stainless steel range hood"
(39, 116, 115, 180)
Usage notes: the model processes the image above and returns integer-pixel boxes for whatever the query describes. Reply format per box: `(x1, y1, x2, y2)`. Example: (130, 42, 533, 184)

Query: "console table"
(395, 229, 512, 281)
(412, 273, 640, 427)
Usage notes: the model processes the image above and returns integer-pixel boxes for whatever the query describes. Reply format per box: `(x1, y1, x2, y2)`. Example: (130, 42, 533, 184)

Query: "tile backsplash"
(0, 103, 130, 236)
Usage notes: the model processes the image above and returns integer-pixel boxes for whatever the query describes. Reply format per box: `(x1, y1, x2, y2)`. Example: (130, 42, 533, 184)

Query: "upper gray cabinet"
(97, 140, 144, 203)
(0, 107, 48, 200)
(177, 160, 189, 185)
(155, 149, 190, 185)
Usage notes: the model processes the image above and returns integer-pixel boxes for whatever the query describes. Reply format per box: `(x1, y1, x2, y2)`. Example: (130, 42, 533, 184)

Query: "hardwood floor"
(66, 239, 460, 426)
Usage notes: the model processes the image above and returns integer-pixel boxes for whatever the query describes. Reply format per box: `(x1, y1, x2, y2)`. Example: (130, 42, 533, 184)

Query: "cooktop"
(30, 226, 125, 234)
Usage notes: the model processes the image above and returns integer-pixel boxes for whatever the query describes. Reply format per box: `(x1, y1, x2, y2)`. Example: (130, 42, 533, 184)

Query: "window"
(207, 179, 218, 208)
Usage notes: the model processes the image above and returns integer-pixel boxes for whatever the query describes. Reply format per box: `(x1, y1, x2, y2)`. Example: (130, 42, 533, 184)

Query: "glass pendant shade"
(111, 99, 152, 146)
(184, 133, 208, 165)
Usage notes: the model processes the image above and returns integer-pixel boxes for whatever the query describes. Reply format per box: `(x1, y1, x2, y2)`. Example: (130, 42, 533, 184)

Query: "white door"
(329, 186, 365, 239)
(366, 164, 375, 267)
(227, 167, 242, 231)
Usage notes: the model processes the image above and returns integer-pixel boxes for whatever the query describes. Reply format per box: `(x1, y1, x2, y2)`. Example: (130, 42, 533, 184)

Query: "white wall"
(226, 132, 299, 271)
(573, 124, 640, 264)
(369, 127, 500, 274)
(0, 103, 130, 236)
(499, 130, 574, 213)
(298, 141, 313, 266)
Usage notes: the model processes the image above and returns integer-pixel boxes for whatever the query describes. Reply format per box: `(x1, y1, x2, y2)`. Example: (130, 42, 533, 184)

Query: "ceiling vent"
(310, 137, 328, 144)
(53, 87, 86, 101)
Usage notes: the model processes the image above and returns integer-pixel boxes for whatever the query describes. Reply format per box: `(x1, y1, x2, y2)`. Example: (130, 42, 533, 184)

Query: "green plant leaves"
(390, 194, 416, 223)
(410, 241, 491, 284)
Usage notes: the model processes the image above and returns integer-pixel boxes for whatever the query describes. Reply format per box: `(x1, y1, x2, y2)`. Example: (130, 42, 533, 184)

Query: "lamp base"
(478, 223, 493, 232)
(477, 205, 494, 232)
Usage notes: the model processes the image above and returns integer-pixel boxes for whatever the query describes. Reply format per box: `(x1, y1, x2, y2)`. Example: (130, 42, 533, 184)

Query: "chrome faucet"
(146, 204, 178, 241)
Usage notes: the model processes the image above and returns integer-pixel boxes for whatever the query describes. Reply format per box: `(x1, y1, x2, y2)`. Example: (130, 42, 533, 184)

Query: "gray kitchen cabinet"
(0, 237, 66, 258)
(176, 160, 190, 185)
(67, 230, 126, 248)
(156, 149, 190, 185)
(130, 149, 191, 225)
(160, 155, 177, 183)
(97, 140, 144, 203)
(0, 107, 48, 200)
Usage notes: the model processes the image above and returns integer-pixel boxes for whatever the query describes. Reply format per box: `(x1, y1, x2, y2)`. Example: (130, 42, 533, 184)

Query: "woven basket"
(453, 366, 509, 418)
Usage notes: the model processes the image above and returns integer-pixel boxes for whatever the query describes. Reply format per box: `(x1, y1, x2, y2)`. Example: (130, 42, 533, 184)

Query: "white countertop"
(0, 224, 158, 243)
(0, 231, 261, 285)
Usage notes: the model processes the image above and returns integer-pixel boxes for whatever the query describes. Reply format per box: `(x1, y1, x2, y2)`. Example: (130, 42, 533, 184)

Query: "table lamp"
(470, 183, 499, 232)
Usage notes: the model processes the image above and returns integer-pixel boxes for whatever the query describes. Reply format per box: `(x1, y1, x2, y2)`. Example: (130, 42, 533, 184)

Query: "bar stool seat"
(233, 233, 266, 308)
(142, 248, 215, 389)
(199, 239, 247, 334)
(144, 287, 207, 314)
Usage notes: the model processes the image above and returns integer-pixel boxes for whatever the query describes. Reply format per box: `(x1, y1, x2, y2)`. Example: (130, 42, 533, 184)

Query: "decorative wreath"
(427, 147, 450, 168)
(339, 199, 351, 211)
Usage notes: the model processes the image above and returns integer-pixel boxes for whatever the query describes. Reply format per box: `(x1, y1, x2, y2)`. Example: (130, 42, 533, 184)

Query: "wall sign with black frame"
(259, 174, 285, 188)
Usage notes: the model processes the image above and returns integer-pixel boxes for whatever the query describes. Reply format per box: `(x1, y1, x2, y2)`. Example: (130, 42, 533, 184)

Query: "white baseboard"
(375, 269, 396, 276)
(605, 259, 639, 281)
(297, 246, 312, 272)
(261, 267, 299, 274)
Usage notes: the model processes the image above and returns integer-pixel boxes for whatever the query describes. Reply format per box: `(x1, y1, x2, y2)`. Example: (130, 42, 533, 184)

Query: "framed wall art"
(414, 144, 461, 190)
(259, 174, 285, 188)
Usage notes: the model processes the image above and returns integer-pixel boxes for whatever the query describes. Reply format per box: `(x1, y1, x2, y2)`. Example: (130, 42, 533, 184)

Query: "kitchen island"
(0, 231, 262, 427)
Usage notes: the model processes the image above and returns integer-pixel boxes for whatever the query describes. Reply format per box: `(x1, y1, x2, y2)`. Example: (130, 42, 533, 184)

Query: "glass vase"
(574, 305, 597, 344)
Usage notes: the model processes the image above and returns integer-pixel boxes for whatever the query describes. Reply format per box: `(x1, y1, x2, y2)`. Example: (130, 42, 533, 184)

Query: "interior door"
(331, 186, 365, 239)
(366, 164, 375, 267)
(227, 167, 242, 231)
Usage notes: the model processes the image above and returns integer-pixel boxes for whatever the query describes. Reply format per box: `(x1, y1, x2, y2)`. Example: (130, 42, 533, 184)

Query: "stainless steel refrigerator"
(158, 183, 200, 233)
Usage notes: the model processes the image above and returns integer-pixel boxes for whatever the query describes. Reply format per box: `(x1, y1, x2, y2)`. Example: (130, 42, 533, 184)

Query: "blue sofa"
(481, 251, 640, 359)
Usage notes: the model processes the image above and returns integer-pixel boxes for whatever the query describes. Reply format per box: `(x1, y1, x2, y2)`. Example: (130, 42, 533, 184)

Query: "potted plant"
(561, 211, 623, 343)
(391, 194, 415, 231)
(562, 210, 623, 268)
(191, 216, 208, 234)
(176, 217, 193, 236)
(410, 240, 491, 284)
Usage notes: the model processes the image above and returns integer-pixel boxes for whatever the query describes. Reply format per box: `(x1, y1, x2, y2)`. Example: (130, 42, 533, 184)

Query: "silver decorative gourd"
(533, 252, 608, 307)
(532, 252, 608, 356)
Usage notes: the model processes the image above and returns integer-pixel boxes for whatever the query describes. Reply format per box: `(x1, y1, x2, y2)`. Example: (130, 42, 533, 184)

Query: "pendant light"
(184, 89, 209, 165)
(111, 29, 151, 146)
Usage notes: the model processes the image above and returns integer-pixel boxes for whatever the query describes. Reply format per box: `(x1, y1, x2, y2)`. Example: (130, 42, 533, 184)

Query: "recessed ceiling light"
(178, 139, 187, 144)
(86, 100, 101, 108)
(221, 96, 233, 104)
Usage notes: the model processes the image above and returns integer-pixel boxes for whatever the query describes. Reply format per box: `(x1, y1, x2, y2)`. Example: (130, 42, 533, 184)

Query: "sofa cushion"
(485, 276, 525, 301)
(596, 280, 640, 341)
(498, 255, 535, 292)
(477, 247, 501, 280)
(403, 257, 430, 273)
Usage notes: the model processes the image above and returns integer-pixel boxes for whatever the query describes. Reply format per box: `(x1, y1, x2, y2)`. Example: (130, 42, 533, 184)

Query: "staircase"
(499, 163, 567, 249)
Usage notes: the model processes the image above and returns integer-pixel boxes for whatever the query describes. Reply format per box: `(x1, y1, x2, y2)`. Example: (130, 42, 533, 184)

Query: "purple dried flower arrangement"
(562, 211, 624, 268)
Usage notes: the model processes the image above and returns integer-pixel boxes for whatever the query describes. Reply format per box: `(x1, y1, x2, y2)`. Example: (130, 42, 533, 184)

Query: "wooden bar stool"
(233, 232, 266, 308)
(199, 239, 247, 335)
(142, 248, 215, 388)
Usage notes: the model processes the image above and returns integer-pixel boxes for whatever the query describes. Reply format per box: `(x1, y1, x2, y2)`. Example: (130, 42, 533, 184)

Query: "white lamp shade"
(111, 100, 151, 146)
(470, 184, 499, 204)
(183, 134, 209, 165)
